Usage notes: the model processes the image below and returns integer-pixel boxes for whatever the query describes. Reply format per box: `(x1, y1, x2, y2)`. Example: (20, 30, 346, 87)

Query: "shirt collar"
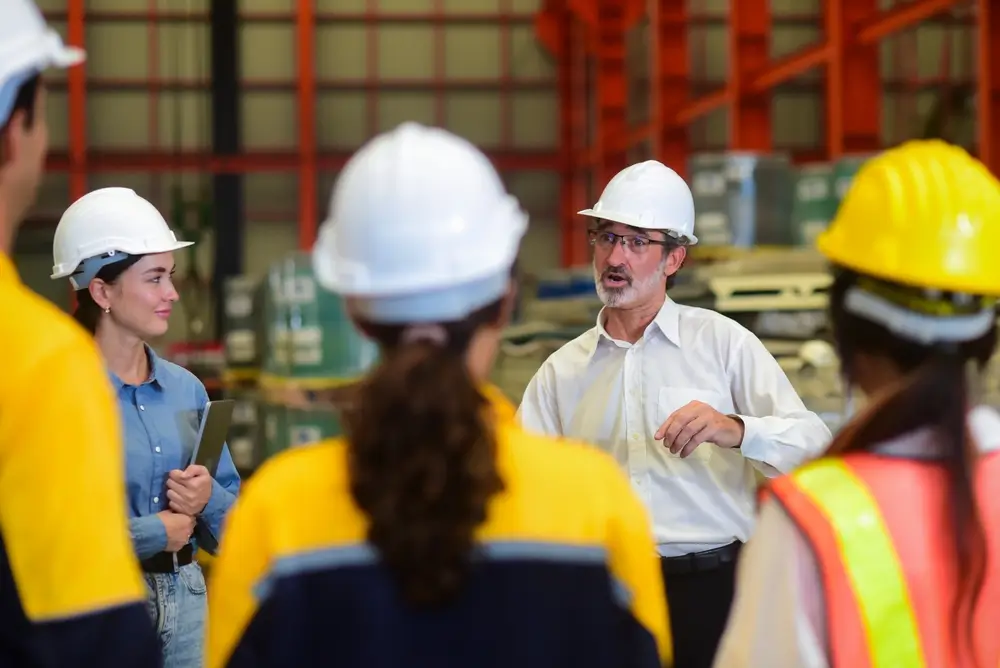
(586, 295, 682, 357)
(107, 344, 165, 390)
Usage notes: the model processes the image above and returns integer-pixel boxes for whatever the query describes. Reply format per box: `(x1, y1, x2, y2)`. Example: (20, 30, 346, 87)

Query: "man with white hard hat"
(0, 1, 159, 664)
(518, 160, 831, 668)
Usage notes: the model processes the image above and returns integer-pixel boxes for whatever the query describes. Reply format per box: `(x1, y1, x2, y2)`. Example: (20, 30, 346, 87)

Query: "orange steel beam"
(595, 0, 628, 186)
(729, 0, 771, 150)
(855, 0, 961, 44)
(365, 0, 379, 139)
(44, 150, 561, 172)
(826, 0, 880, 159)
(569, 19, 590, 266)
(749, 43, 831, 93)
(296, 0, 317, 250)
(603, 0, 963, 153)
(66, 0, 87, 202)
(433, 0, 446, 126)
(652, 0, 690, 177)
(980, 0, 1000, 173)
(558, 10, 574, 267)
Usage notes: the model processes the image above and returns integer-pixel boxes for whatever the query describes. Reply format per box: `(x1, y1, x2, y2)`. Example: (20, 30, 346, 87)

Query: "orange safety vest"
(765, 451, 1000, 668)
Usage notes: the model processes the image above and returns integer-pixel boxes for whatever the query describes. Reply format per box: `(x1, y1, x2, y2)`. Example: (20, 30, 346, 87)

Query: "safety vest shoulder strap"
(768, 457, 926, 668)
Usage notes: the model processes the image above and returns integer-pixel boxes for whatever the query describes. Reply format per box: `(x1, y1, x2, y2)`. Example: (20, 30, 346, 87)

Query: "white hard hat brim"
(50, 44, 85, 69)
(577, 207, 699, 244)
(50, 239, 194, 280)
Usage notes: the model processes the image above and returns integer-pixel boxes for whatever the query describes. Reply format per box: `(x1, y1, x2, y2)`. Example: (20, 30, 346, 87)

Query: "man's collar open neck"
(602, 292, 668, 344)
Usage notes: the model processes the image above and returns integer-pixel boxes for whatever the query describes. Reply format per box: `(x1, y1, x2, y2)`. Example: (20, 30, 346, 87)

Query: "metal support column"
(651, 0, 690, 175)
(826, 0, 881, 158)
(210, 0, 243, 336)
(978, 0, 1000, 173)
(296, 0, 318, 249)
(66, 0, 87, 202)
(595, 0, 628, 186)
(729, 0, 771, 150)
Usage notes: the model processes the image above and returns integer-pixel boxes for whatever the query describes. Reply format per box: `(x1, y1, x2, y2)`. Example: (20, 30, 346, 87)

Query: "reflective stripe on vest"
(789, 459, 925, 668)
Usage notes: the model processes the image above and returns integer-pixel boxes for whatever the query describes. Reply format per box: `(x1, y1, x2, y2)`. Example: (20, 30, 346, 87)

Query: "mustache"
(601, 266, 633, 284)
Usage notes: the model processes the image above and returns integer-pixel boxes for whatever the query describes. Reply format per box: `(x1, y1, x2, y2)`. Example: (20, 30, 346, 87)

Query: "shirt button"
(153, 496, 159, 503)
(139, 405, 145, 411)
(154, 447, 161, 453)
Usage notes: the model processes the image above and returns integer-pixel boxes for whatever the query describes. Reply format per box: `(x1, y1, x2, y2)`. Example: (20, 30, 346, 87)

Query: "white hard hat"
(312, 122, 528, 324)
(51, 187, 193, 290)
(0, 0, 85, 125)
(579, 160, 698, 244)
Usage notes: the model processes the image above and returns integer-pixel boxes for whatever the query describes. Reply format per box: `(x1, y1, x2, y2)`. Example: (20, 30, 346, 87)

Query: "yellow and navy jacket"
(207, 387, 672, 668)
(0, 253, 160, 665)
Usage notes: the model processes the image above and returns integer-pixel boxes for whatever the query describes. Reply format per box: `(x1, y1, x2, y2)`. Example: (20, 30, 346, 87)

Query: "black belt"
(141, 544, 194, 573)
(661, 541, 741, 576)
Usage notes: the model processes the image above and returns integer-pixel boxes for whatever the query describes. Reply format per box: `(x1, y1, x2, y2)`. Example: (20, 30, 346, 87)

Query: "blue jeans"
(144, 562, 208, 668)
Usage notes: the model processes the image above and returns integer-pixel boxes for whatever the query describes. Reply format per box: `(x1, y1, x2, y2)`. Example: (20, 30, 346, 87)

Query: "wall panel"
(315, 26, 368, 80)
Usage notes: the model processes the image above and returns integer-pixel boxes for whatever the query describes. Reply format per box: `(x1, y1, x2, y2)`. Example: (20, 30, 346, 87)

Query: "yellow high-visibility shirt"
(207, 385, 672, 668)
(0, 253, 158, 665)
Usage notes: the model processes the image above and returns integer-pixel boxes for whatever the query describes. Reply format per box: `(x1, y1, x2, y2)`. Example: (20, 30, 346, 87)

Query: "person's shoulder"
(152, 354, 203, 388)
(239, 438, 348, 507)
(502, 424, 637, 506)
(1, 282, 104, 379)
(675, 301, 754, 345)
(536, 326, 600, 377)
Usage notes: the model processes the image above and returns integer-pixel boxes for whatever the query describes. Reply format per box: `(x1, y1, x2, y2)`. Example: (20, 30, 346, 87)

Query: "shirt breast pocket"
(657, 387, 731, 461)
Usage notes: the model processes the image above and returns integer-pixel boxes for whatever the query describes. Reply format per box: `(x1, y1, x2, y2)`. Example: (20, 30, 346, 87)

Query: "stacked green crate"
(261, 401, 288, 460)
(833, 154, 874, 203)
(282, 251, 380, 383)
(222, 388, 260, 472)
(791, 164, 837, 247)
(222, 276, 259, 372)
(689, 152, 795, 248)
(260, 261, 290, 458)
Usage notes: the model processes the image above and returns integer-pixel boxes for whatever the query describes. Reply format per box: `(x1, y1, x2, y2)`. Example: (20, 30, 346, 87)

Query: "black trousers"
(660, 556, 738, 668)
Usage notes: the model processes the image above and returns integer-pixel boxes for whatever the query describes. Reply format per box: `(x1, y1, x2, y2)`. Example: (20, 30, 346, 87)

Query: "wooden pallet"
(708, 272, 831, 312)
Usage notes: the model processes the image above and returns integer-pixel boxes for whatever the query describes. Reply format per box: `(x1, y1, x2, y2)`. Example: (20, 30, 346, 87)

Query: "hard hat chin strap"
(843, 285, 995, 345)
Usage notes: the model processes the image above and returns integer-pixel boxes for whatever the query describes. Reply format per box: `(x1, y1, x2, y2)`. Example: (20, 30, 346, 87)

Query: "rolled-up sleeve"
(729, 333, 831, 476)
(129, 514, 167, 560)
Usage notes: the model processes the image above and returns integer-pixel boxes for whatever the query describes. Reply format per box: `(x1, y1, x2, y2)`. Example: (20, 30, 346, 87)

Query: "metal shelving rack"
(536, 0, 995, 268)
(41, 1, 562, 252)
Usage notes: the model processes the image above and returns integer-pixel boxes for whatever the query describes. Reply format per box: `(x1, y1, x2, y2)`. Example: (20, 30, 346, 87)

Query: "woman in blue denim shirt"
(51, 187, 242, 668)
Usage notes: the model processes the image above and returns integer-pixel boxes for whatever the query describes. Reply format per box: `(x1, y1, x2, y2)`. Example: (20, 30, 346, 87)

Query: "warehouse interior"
(12, 0, 999, 474)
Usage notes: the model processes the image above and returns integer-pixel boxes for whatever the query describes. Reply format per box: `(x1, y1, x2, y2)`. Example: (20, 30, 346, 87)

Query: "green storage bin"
(261, 263, 291, 378)
(285, 407, 342, 447)
(222, 276, 258, 370)
(833, 154, 875, 203)
(261, 403, 288, 460)
(281, 251, 380, 382)
(791, 163, 837, 247)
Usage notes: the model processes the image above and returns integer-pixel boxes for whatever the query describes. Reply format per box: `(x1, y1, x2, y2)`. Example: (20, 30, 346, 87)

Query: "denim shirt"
(111, 346, 241, 560)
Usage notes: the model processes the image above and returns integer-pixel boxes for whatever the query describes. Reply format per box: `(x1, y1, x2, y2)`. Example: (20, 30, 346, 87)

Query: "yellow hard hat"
(817, 140, 1000, 296)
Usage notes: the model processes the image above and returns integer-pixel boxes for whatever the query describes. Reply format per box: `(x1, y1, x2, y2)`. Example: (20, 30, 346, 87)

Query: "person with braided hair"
(206, 123, 672, 668)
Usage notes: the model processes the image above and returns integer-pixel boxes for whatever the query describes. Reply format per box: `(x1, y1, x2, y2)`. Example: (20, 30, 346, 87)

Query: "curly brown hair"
(344, 296, 508, 607)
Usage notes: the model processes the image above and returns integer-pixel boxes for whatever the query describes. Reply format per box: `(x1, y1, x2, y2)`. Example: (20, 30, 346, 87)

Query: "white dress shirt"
(713, 406, 1000, 668)
(517, 296, 831, 556)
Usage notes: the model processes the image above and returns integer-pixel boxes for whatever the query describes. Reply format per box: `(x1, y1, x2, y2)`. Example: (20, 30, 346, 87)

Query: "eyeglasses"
(587, 229, 670, 254)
